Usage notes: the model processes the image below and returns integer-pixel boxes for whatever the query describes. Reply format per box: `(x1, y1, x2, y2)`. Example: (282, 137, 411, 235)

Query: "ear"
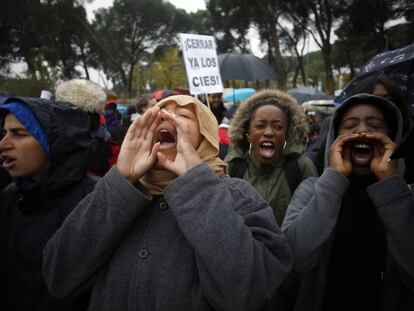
(246, 131, 251, 143)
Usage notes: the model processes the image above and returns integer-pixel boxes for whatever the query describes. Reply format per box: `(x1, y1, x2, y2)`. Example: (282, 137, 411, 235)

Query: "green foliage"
(205, 0, 253, 53)
(150, 47, 187, 90)
(133, 46, 187, 92)
(0, 0, 91, 80)
(90, 0, 191, 94)
(0, 76, 52, 97)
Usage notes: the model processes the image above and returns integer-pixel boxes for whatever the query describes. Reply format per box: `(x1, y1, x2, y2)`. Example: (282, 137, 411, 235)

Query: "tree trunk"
(296, 55, 306, 86)
(79, 46, 90, 80)
(292, 66, 299, 88)
(345, 48, 356, 79)
(258, 0, 286, 90)
(321, 49, 335, 95)
(270, 25, 287, 90)
(128, 63, 135, 96)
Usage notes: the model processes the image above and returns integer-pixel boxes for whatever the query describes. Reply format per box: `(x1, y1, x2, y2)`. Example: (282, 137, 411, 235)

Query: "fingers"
(329, 133, 359, 157)
(125, 107, 160, 143)
(364, 133, 396, 161)
(141, 107, 160, 141)
(157, 151, 177, 174)
(332, 133, 360, 148)
(364, 133, 396, 150)
(160, 110, 192, 149)
(149, 142, 160, 163)
(144, 109, 161, 143)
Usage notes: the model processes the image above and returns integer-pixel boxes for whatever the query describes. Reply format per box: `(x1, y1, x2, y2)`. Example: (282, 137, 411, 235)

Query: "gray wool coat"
(43, 163, 292, 311)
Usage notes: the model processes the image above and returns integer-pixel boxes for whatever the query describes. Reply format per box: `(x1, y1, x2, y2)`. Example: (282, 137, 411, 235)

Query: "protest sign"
(179, 33, 223, 95)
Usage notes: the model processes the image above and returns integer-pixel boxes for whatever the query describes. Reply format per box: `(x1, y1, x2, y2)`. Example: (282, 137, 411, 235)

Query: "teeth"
(355, 143, 370, 149)
(261, 142, 274, 147)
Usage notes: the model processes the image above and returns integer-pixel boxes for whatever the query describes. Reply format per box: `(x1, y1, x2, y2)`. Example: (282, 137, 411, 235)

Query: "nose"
(263, 125, 274, 136)
(0, 135, 12, 152)
(355, 122, 368, 134)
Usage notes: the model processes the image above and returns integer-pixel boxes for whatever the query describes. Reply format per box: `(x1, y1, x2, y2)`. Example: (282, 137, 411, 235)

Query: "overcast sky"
(86, 0, 206, 21)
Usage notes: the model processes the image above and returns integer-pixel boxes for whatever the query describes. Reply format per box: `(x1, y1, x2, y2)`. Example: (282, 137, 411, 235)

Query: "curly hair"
(229, 89, 309, 152)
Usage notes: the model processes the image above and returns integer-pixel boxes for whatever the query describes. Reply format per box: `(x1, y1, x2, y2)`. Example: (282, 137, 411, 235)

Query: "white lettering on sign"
(180, 33, 223, 95)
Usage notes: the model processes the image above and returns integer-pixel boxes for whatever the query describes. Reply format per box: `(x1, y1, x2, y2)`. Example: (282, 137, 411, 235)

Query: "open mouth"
(1, 155, 16, 169)
(350, 140, 373, 164)
(259, 141, 275, 159)
(157, 129, 176, 150)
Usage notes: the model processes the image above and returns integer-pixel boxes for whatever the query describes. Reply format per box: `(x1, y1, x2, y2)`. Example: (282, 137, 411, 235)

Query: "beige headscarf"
(140, 95, 228, 195)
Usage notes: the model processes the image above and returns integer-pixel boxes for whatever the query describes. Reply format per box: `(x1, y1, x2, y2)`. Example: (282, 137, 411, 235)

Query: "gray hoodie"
(281, 94, 414, 311)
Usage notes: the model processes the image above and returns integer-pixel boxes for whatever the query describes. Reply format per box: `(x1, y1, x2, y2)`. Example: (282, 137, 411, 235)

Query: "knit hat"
(0, 101, 50, 158)
(55, 79, 106, 114)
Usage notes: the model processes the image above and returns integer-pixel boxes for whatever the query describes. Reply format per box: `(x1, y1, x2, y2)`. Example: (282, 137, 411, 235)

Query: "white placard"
(179, 33, 223, 95)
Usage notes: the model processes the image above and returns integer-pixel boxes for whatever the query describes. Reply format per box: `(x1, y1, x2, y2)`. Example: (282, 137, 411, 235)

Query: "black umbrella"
(287, 87, 332, 104)
(336, 43, 414, 114)
(218, 53, 278, 81)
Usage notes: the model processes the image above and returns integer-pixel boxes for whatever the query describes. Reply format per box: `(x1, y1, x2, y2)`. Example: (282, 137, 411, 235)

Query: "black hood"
(0, 97, 91, 197)
(324, 93, 403, 168)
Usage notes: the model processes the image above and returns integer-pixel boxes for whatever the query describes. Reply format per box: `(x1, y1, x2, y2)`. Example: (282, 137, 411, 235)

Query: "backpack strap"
(229, 158, 249, 178)
(283, 155, 302, 195)
(229, 155, 302, 195)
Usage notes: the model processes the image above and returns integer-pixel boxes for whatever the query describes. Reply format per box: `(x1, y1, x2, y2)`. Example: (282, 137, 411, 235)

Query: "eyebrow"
(175, 105, 193, 112)
(163, 104, 192, 111)
(343, 115, 384, 122)
(4, 127, 29, 133)
(255, 119, 283, 123)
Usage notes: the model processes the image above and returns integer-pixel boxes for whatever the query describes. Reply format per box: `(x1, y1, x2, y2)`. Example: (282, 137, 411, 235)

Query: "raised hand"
(328, 133, 358, 176)
(157, 109, 202, 176)
(366, 132, 398, 180)
(116, 107, 161, 183)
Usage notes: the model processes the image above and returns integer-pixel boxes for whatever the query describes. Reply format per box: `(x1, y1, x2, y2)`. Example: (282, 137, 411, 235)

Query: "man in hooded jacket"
(282, 93, 414, 311)
(0, 97, 97, 310)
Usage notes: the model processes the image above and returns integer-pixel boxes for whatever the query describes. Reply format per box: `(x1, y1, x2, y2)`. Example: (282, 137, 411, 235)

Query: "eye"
(255, 124, 265, 129)
(342, 120, 357, 129)
(177, 113, 190, 119)
(368, 122, 383, 129)
(10, 130, 30, 137)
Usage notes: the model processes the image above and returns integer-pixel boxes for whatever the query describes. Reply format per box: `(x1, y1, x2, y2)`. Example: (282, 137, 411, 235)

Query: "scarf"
(323, 174, 385, 311)
(140, 95, 228, 195)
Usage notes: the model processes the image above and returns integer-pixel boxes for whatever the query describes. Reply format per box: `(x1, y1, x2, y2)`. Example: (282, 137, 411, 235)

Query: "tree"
(206, 0, 290, 90)
(150, 46, 187, 90)
(0, 0, 20, 69)
(253, 0, 288, 90)
(90, 0, 189, 95)
(334, 0, 411, 80)
(206, 0, 251, 53)
(281, 0, 345, 95)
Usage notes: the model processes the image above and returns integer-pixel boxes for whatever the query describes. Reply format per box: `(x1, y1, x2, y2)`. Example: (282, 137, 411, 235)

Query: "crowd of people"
(0, 74, 413, 311)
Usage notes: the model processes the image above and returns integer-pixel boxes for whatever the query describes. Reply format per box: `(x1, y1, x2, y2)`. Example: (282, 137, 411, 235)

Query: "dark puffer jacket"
(0, 97, 97, 311)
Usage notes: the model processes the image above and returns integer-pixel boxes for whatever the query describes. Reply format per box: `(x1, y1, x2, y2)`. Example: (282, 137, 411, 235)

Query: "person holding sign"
(43, 95, 292, 310)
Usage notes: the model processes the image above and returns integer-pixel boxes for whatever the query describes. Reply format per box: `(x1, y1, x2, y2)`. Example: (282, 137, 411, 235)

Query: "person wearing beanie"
(0, 97, 97, 310)
(55, 79, 121, 177)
